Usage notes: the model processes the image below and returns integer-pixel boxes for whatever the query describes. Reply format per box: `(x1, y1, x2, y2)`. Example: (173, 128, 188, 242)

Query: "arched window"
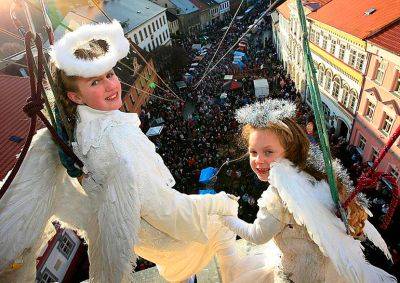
(341, 85, 349, 106)
(324, 71, 332, 91)
(332, 76, 341, 99)
(318, 65, 325, 85)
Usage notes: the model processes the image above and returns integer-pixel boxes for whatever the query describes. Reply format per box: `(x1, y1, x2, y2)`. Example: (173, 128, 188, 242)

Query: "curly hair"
(241, 119, 367, 237)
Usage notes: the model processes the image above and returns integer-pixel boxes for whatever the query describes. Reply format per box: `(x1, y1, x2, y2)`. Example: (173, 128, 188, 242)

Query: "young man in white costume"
(221, 99, 397, 283)
(0, 20, 240, 283)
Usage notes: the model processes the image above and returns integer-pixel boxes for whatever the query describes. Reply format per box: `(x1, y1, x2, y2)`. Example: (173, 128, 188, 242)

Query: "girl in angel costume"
(0, 21, 240, 283)
(221, 99, 397, 283)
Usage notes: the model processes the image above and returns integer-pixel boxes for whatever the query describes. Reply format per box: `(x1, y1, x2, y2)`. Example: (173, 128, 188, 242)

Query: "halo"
(235, 99, 297, 128)
(50, 20, 129, 78)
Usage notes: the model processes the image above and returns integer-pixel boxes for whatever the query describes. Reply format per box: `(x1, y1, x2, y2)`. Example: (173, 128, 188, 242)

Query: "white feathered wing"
(268, 159, 396, 283)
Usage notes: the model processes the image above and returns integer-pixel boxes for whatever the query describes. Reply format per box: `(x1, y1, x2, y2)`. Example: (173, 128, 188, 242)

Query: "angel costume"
(0, 20, 239, 283)
(221, 100, 397, 283)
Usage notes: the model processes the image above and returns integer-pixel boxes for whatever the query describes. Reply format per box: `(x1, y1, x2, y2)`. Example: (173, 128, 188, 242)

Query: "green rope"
(295, 0, 349, 231)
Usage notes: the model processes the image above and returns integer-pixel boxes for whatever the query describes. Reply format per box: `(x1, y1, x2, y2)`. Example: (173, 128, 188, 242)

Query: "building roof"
(166, 10, 179, 22)
(368, 19, 400, 56)
(67, 0, 166, 34)
(189, 0, 208, 10)
(276, 0, 290, 20)
(308, 0, 400, 39)
(303, 0, 333, 12)
(170, 0, 199, 14)
(213, 0, 228, 3)
(0, 75, 43, 180)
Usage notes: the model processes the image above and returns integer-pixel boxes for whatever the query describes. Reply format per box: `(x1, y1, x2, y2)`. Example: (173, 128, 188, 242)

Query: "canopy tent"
(244, 6, 254, 14)
(223, 80, 242, 91)
(224, 75, 233, 80)
(236, 15, 244, 20)
(191, 63, 199, 67)
(220, 92, 228, 99)
(175, 80, 187, 89)
(253, 79, 269, 98)
(146, 125, 164, 137)
(221, 26, 229, 31)
(150, 117, 165, 127)
(191, 44, 202, 50)
(199, 189, 216, 195)
(199, 167, 217, 184)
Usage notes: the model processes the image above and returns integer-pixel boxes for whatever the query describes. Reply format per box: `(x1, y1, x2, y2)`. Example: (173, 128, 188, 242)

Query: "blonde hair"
(241, 119, 367, 237)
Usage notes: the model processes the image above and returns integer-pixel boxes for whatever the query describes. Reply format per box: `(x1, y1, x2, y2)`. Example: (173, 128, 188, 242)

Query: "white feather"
(268, 159, 396, 283)
(363, 221, 393, 261)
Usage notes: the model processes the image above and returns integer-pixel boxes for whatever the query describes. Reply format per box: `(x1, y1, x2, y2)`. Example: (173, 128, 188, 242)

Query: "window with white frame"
(332, 77, 340, 99)
(38, 268, 58, 283)
(381, 114, 394, 136)
(389, 166, 399, 181)
(348, 49, 357, 67)
(365, 100, 376, 121)
(330, 40, 336, 54)
(339, 43, 346, 60)
(324, 71, 332, 91)
(393, 71, 400, 93)
(318, 66, 324, 85)
(349, 90, 357, 112)
(375, 60, 388, 84)
(309, 29, 315, 42)
(355, 53, 365, 71)
(315, 32, 321, 45)
(341, 85, 349, 106)
(358, 135, 366, 152)
(139, 30, 143, 41)
(322, 36, 328, 50)
(133, 34, 138, 44)
(58, 233, 76, 259)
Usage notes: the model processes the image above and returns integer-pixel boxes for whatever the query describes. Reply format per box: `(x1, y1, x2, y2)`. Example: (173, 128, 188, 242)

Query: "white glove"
(190, 191, 239, 216)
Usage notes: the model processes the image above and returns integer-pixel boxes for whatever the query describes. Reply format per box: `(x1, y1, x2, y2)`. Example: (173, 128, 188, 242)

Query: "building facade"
(273, 1, 290, 70)
(214, 0, 230, 20)
(349, 21, 400, 183)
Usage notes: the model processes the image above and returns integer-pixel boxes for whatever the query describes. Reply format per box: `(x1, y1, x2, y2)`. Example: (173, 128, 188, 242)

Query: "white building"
(214, 0, 230, 20)
(36, 229, 83, 282)
(59, 0, 171, 52)
(273, 1, 290, 71)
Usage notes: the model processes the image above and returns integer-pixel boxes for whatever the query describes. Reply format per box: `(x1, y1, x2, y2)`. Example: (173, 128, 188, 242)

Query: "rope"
(120, 81, 177, 102)
(90, 0, 184, 102)
(295, 0, 349, 231)
(193, 0, 284, 89)
(196, 0, 245, 88)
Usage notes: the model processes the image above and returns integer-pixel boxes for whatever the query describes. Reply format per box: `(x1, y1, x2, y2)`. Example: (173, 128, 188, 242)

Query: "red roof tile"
(368, 19, 400, 56)
(277, 0, 290, 20)
(0, 75, 43, 180)
(308, 0, 400, 39)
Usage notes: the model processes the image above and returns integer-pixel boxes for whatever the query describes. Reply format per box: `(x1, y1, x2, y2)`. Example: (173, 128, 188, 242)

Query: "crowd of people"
(136, 0, 399, 278)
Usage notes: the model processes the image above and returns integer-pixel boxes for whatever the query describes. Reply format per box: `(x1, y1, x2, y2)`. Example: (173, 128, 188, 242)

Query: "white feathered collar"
(265, 159, 395, 283)
(75, 105, 140, 155)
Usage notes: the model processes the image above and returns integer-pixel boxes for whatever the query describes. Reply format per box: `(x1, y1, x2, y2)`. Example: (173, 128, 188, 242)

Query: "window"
(147, 43, 151, 51)
(355, 53, 365, 71)
(156, 37, 159, 47)
(151, 41, 155, 50)
(58, 233, 75, 259)
(332, 77, 340, 99)
(322, 36, 328, 50)
(318, 66, 324, 85)
(324, 71, 332, 91)
(330, 40, 336, 54)
(152, 22, 156, 32)
(159, 34, 162, 44)
(364, 101, 376, 121)
(358, 135, 366, 152)
(389, 166, 399, 181)
(133, 34, 138, 44)
(54, 259, 62, 271)
(393, 71, 400, 93)
(38, 268, 58, 283)
(339, 44, 345, 60)
(156, 19, 160, 29)
(148, 25, 152, 34)
(349, 90, 357, 112)
(381, 114, 394, 135)
(371, 148, 379, 161)
(143, 27, 148, 37)
(315, 32, 321, 45)
(341, 85, 349, 106)
(139, 30, 143, 41)
(348, 49, 357, 67)
(375, 60, 388, 84)
(309, 29, 315, 42)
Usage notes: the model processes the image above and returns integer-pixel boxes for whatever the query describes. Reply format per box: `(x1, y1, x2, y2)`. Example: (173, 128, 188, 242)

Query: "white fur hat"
(49, 20, 129, 78)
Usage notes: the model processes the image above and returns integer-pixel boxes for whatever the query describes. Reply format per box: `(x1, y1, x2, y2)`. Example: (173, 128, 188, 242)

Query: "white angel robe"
(0, 105, 238, 283)
(73, 105, 238, 283)
(223, 159, 397, 283)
